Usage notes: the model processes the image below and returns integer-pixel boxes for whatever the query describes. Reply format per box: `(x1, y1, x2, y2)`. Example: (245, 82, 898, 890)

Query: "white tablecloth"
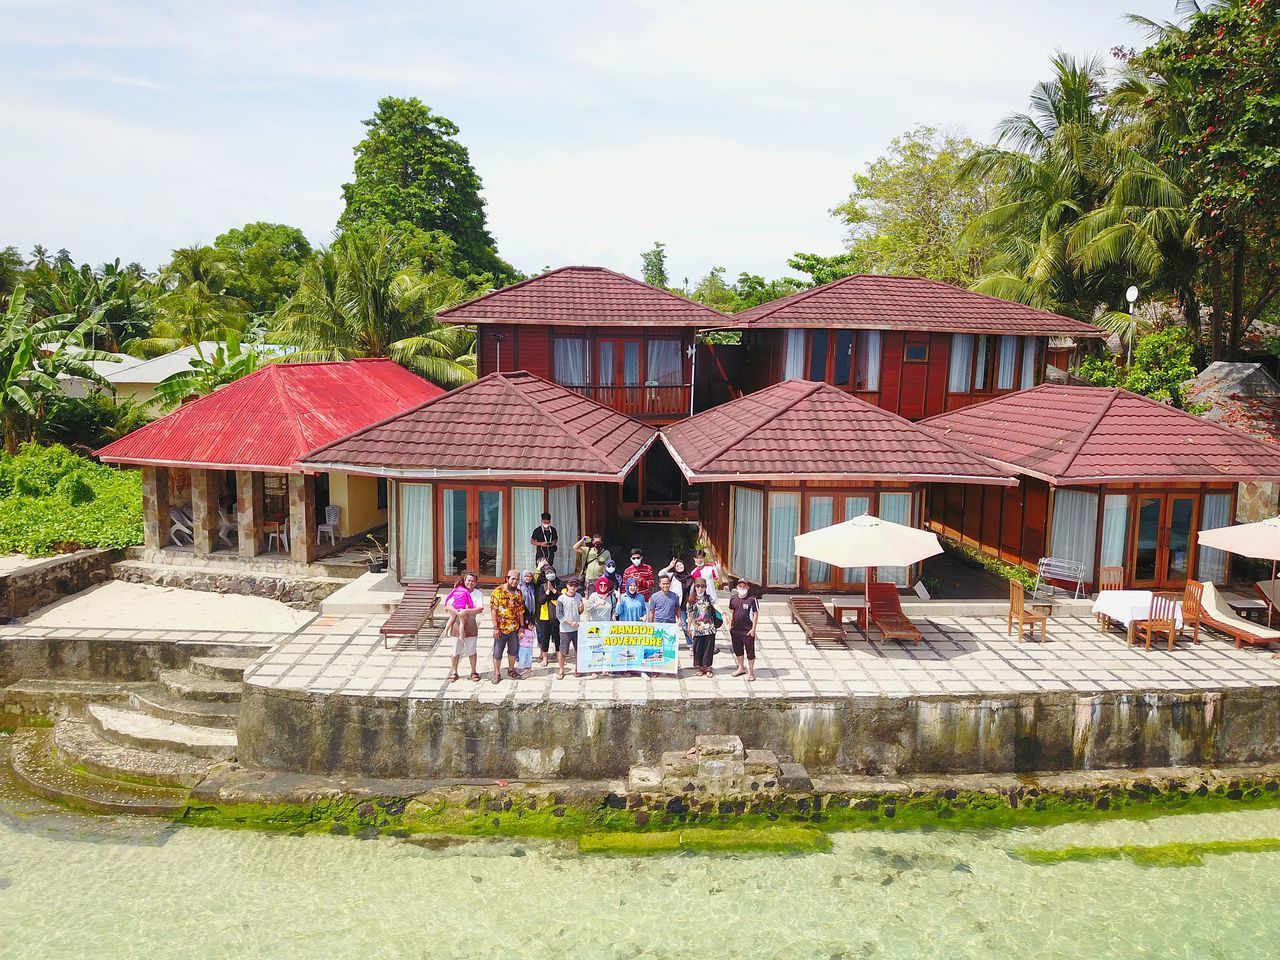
(1092, 590, 1183, 629)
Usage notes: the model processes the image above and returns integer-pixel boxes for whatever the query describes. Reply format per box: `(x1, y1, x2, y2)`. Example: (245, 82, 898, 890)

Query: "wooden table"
(833, 599, 868, 632)
(1228, 598, 1270, 622)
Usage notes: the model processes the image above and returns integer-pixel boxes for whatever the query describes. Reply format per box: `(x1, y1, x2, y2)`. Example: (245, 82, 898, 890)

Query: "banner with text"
(576, 621, 680, 674)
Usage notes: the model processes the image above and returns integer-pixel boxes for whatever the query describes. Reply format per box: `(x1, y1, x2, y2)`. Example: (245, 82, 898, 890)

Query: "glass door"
(1130, 494, 1198, 590)
(1165, 496, 1196, 587)
(597, 338, 644, 416)
(1131, 496, 1162, 588)
(803, 494, 835, 590)
(440, 487, 506, 581)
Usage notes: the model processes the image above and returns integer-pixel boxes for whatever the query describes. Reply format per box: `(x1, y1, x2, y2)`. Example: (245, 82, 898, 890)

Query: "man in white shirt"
(447, 571, 486, 682)
(690, 548, 720, 602)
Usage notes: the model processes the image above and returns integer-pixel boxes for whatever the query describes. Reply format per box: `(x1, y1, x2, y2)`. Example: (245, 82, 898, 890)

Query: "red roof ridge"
(687, 380, 825, 470)
(1053, 386, 1122, 479)
(734, 274, 864, 325)
(263, 363, 309, 453)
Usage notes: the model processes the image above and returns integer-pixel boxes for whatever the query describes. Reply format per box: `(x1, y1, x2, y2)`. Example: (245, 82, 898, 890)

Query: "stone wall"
(0, 634, 271, 686)
(0, 549, 120, 622)
(236, 683, 1280, 781)
(112, 559, 347, 609)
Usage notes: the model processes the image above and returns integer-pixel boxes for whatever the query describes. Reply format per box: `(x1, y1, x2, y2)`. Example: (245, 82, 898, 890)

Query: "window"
(833, 331, 854, 386)
(904, 341, 929, 362)
(782, 329, 805, 380)
(842, 495, 871, 583)
(730, 487, 764, 583)
(973, 335, 990, 390)
(948, 334, 974, 393)
(996, 335, 1018, 389)
(646, 339, 683, 386)
(1197, 493, 1232, 582)
(1048, 489, 1099, 583)
(376, 478, 388, 510)
(553, 337, 589, 386)
(1020, 337, 1039, 389)
(854, 331, 881, 391)
(806, 496, 834, 582)
(878, 492, 912, 585)
(549, 485, 581, 560)
(767, 491, 801, 586)
(1099, 494, 1129, 571)
(399, 483, 434, 581)
(512, 487, 544, 572)
(807, 330, 829, 381)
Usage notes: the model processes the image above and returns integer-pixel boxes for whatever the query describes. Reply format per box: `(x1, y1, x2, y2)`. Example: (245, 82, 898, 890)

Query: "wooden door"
(898, 335, 930, 419)
(1130, 494, 1198, 590)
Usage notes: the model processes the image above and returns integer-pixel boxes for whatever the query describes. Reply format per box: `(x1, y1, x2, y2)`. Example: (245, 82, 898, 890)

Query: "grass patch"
(1014, 837, 1280, 868)
(0, 444, 141, 556)
(578, 825, 830, 856)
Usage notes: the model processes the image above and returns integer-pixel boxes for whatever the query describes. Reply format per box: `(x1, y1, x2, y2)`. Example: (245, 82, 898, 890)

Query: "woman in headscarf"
(688, 578, 722, 676)
(615, 577, 648, 622)
(584, 576, 616, 622)
(533, 561, 563, 666)
(658, 556, 694, 646)
(516, 569, 539, 671)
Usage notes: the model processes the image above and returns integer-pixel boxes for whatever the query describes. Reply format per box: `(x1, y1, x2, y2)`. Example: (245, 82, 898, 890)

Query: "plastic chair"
(265, 520, 289, 554)
(317, 505, 341, 546)
(168, 505, 194, 546)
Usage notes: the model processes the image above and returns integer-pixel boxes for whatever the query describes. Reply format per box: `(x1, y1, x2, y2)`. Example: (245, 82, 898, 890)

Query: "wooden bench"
(379, 580, 441, 649)
(789, 596, 847, 647)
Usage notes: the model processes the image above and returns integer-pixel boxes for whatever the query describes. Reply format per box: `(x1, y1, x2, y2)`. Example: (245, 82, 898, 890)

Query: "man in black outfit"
(530, 512, 558, 566)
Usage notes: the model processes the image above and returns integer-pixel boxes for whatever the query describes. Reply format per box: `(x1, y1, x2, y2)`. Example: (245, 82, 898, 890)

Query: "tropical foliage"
(153, 332, 265, 408)
(1076, 326, 1202, 408)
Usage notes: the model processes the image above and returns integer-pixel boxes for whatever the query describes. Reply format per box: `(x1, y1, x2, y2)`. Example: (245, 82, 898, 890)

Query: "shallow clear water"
(2, 758, 1278, 959)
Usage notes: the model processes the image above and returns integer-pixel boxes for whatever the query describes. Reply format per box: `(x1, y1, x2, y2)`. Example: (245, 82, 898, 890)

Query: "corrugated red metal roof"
(660, 380, 1016, 484)
(299, 371, 657, 481)
(732, 274, 1107, 337)
(921, 384, 1280, 484)
(438, 265, 728, 327)
(96, 359, 443, 472)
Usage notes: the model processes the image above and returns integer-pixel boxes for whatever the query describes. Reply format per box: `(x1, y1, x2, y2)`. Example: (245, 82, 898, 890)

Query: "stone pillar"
(289, 472, 316, 564)
(236, 470, 265, 558)
(190, 469, 217, 556)
(141, 466, 170, 553)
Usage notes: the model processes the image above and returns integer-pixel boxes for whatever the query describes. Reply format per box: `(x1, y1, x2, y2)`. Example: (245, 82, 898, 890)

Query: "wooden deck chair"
(1133, 591, 1179, 651)
(1256, 580, 1280, 623)
(788, 596, 846, 647)
(866, 582, 922, 644)
(1096, 566, 1123, 628)
(379, 580, 441, 649)
(1201, 583, 1280, 648)
(1180, 580, 1204, 645)
(1008, 579, 1048, 642)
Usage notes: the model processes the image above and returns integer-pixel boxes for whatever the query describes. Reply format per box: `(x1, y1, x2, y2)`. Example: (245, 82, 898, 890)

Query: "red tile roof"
(438, 265, 728, 327)
(732, 274, 1107, 337)
(299, 371, 657, 481)
(96, 360, 443, 472)
(660, 380, 1016, 484)
(921, 384, 1280, 485)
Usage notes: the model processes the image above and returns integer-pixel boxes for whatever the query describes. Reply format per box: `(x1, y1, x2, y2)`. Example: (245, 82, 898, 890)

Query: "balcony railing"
(562, 383, 692, 419)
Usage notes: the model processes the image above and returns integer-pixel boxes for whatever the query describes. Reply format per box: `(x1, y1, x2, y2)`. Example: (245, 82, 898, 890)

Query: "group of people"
(441, 529, 762, 685)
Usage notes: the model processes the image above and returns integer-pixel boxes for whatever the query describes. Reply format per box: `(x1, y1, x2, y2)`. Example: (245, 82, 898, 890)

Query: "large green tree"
(213, 222, 313, 315)
(275, 224, 476, 388)
(339, 97, 515, 284)
(129, 246, 248, 357)
(833, 125, 1001, 285)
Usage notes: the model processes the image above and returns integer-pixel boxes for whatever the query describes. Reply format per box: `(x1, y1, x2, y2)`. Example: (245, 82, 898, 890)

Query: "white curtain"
(948, 334, 974, 393)
(549, 485, 581, 567)
(512, 487, 544, 573)
(878, 492, 912, 585)
(731, 486, 764, 584)
(399, 483, 434, 581)
(1049, 489, 1099, 582)
(974, 335, 990, 389)
(782, 330, 806, 380)
(1099, 494, 1129, 570)
(806, 496, 835, 582)
(553, 337, 589, 386)
(843, 495, 870, 583)
(647, 339, 683, 385)
(997, 335, 1018, 389)
(767, 491, 801, 586)
(597, 341, 615, 386)
(856, 331, 881, 391)
(1197, 493, 1232, 582)
(1020, 337, 1038, 389)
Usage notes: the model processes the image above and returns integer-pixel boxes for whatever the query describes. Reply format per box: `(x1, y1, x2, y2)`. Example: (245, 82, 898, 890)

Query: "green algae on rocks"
(1014, 837, 1280, 868)
(578, 825, 830, 855)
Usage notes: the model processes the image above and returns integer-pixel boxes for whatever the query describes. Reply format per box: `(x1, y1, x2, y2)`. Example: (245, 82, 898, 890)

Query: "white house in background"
(60, 342, 293, 406)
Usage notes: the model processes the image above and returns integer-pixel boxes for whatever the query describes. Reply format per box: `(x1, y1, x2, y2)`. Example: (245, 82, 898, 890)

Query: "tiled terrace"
(244, 604, 1280, 704)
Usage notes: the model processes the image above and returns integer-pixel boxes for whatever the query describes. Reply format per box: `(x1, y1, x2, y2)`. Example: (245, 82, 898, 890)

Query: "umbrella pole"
(1272, 558, 1276, 628)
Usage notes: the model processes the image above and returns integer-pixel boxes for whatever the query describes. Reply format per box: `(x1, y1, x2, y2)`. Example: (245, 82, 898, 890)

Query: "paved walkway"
(244, 606, 1280, 703)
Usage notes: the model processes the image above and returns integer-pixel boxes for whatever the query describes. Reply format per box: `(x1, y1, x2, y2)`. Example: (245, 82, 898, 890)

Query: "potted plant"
(364, 534, 388, 573)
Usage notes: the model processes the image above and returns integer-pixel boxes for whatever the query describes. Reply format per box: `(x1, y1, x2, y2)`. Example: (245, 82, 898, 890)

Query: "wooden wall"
(928, 478, 1051, 578)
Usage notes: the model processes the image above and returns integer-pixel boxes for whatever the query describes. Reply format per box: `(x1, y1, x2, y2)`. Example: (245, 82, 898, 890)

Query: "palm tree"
(153, 330, 264, 409)
(126, 245, 246, 357)
(0, 285, 119, 452)
(274, 225, 475, 388)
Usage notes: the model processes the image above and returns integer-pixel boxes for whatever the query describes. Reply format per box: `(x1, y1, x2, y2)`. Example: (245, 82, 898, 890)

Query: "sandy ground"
(0, 554, 43, 577)
(20, 581, 315, 633)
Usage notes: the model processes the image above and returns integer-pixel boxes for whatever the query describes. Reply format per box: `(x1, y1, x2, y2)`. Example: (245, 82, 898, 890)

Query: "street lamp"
(1125, 286, 1139, 366)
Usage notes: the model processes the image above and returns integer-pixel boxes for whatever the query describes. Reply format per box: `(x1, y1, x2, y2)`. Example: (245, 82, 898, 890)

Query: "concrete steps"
(9, 728, 191, 816)
(86, 703, 237, 761)
(188, 656, 259, 682)
(157, 669, 242, 703)
(129, 686, 240, 729)
(52, 716, 214, 788)
(1, 679, 150, 727)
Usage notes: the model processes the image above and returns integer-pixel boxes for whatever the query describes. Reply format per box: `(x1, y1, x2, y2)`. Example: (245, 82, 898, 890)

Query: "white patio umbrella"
(793, 513, 943, 600)
(1197, 515, 1280, 626)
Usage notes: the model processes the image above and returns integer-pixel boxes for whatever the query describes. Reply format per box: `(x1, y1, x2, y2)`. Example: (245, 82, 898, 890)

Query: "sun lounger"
(1255, 579, 1280, 621)
(379, 580, 440, 649)
(788, 596, 846, 647)
(866, 582, 922, 644)
(1202, 583, 1280, 648)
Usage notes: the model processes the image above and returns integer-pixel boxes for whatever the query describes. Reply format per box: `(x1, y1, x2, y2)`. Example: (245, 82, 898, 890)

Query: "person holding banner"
(585, 576, 616, 622)
(555, 578, 584, 680)
(688, 578, 722, 676)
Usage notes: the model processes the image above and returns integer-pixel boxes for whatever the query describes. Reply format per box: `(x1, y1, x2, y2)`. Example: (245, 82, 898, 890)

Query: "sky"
(1, 0, 1177, 285)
